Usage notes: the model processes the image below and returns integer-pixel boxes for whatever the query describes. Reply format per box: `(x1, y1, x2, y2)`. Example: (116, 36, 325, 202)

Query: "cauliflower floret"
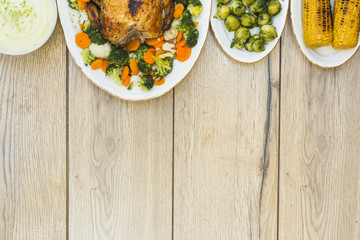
(89, 42, 112, 59)
(162, 42, 176, 53)
(164, 27, 179, 41)
(69, 8, 81, 31)
(131, 75, 141, 84)
(79, 10, 89, 25)
(69, 9, 89, 32)
(129, 52, 137, 59)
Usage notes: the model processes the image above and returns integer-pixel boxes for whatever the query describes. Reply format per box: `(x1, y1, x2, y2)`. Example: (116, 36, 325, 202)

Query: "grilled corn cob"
(333, 0, 360, 49)
(303, 0, 333, 48)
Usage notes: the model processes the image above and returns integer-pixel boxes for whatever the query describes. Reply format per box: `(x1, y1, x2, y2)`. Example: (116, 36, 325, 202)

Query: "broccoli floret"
(188, 0, 203, 17)
(127, 82, 134, 91)
(134, 44, 151, 61)
(139, 75, 154, 92)
(108, 48, 130, 66)
(153, 56, 173, 78)
(106, 64, 122, 85)
(68, 0, 78, 10)
(176, 0, 188, 6)
(138, 59, 153, 74)
(81, 48, 96, 66)
(82, 19, 91, 32)
(84, 26, 108, 45)
(134, 44, 153, 74)
(178, 10, 195, 32)
(185, 27, 199, 48)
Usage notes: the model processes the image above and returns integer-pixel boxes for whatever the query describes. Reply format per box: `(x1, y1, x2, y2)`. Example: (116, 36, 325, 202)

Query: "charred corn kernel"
(303, 0, 333, 48)
(333, 0, 360, 49)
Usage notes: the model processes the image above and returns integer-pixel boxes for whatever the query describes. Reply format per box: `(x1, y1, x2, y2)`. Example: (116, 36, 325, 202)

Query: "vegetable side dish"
(68, 0, 203, 92)
(303, 0, 360, 50)
(213, 0, 282, 52)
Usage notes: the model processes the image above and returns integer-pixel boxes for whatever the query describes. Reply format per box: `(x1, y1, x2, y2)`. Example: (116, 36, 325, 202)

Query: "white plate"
(291, 0, 360, 68)
(210, 0, 289, 63)
(57, 1, 211, 101)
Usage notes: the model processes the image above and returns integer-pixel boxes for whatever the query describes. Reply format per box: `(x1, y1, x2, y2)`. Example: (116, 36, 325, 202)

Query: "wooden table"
(0, 18, 359, 240)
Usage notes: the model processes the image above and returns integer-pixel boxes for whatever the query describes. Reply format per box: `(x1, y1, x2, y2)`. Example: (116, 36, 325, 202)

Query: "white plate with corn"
(292, 0, 360, 68)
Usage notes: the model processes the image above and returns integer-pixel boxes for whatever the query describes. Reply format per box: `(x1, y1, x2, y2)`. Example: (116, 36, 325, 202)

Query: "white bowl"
(58, 1, 211, 101)
(0, 0, 58, 56)
(211, 0, 289, 63)
(291, 0, 360, 68)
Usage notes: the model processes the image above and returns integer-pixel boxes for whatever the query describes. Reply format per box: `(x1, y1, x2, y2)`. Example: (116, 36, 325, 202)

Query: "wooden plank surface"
(279, 22, 360, 239)
(67, 57, 173, 239)
(173, 31, 280, 240)
(1, 13, 360, 240)
(0, 23, 67, 239)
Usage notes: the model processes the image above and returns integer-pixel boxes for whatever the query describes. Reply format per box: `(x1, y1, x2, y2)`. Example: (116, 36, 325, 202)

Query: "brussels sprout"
(231, 27, 251, 48)
(257, 13, 272, 26)
(230, 0, 246, 16)
(260, 25, 278, 41)
(224, 15, 241, 32)
(245, 34, 261, 52)
(233, 42, 245, 49)
(240, 13, 257, 28)
(242, 0, 256, 7)
(214, 3, 230, 20)
(267, 0, 282, 16)
(217, 0, 231, 4)
(249, 0, 267, 13)
(252, 39, 266, 52)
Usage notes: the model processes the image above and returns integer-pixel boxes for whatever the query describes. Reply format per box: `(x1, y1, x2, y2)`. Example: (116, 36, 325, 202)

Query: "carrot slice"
(162, 0, 170, 8)
(101, 60, 110, 73)
(75, 32, 91, 48)
(174, 4, 184, 18)
(146, 36, 164, 46)
(153, 41, 165, 49)
(175, 39, 186, 48)
(144, 50, 155, 64)
(80, 23, 84, 30)
(148, 48, 156, 54)
(154, 77, 165, 86)
(155, 49, 169, 56)
(82, 0, 91, 2)
(150, 71, 155, 77)
(78, 0, 86, 10)
(194, 22, 199, 28)
(176, 44, 191, 62)
(122, 75, 131, 87)
(176, 32, 183, 43)
(175, 3, 184, 11)
(176, 47, 186, 57)
(91, 59, 103, 70)
(129, 59, 139, 75)
(121, 66, 130, 80)
(126, 39, 141, 52)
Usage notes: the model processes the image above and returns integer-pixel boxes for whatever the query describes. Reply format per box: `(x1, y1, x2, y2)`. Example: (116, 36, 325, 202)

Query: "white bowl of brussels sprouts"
(211, 0, 288, 63)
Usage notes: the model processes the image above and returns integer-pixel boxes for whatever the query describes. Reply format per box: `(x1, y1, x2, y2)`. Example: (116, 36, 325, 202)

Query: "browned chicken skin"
(87, 0, 175, 46)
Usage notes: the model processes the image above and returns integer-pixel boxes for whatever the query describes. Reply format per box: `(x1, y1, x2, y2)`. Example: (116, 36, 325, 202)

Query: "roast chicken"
(87, 0, 175, 46)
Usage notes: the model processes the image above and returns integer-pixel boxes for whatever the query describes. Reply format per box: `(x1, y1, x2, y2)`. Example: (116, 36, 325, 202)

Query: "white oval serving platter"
(57, 0, 211, 101)
(291, 0, 360, 68)
(210, 0, 289, 63)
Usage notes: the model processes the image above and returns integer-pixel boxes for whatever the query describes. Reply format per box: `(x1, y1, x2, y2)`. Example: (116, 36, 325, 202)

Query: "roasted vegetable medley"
(214, 0, 282, 52)
(68, 0, 203, 92)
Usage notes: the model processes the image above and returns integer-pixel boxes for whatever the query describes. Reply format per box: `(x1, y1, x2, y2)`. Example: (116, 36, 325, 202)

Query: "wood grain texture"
(173, 32, 280, 240)
(0, 23, 67, 240)
(68, 57, 173, 240)
(279, 21, 360, 239)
